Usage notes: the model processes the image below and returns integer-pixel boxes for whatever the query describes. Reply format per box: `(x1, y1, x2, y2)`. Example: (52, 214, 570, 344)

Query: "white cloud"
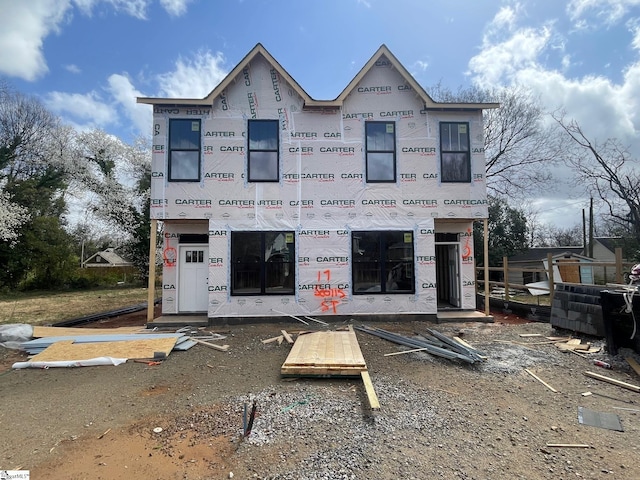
(567, 0, 640, 26)
(468, 25, 552, 87)
(44, 90, 117, 128)
(73, 0, 149, 19)
(0, 0, 71, 81)
(65, 64, 81, 74)
(412, 60, 429, 72)
(156, 50, 228, 98)
(73, 0, 192, 19)
(159, 0, 192, 17)
(107, 73, 151, 135)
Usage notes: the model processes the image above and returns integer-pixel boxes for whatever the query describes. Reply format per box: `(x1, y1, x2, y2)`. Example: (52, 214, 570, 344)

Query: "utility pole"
(589, 197, 594, 258)
(582, 209, 587, 254)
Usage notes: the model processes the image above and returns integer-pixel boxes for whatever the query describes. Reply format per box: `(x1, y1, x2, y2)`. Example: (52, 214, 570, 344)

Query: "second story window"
(248, 119, 279, 182)
(169, 119, 201, 182)
(366, 121, 396, 182)
(440, 122, 470, 183)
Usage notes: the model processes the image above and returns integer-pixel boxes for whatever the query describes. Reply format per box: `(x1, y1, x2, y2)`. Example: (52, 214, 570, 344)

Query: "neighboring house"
(584, 237, 621, 283)
(137, 43, 498, 320)
(83, 248, 133, 268)
(507, 247, 594, 290)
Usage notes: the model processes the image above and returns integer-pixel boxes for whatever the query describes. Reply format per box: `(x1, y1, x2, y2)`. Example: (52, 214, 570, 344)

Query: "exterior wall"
(591, 241, 616, 283)
(151, 54, 487, 318)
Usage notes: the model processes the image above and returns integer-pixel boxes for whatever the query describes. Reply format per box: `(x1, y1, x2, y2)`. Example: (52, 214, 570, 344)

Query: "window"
(169, 119, 201, 181)
(231, 231, 295, 295)
(366, 121, 396, 182)
(352, 231, 414, 294)
(248, 120, 279, 181)
(185, 249, 204, 263)
(440, 122, 470, 183)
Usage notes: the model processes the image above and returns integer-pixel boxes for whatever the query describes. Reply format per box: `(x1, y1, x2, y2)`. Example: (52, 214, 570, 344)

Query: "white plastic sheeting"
(12, 357, 128, 369)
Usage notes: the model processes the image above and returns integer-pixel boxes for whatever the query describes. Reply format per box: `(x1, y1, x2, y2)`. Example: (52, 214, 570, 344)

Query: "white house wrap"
(138, 44, 498, 321)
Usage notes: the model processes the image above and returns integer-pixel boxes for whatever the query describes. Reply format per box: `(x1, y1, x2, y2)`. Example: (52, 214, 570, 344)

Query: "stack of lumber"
(281, 326, 367, 377)
(280, 326, 380, 410)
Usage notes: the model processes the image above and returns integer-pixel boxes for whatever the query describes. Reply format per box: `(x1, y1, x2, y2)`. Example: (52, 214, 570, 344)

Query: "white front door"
(178, 245, 209, 312)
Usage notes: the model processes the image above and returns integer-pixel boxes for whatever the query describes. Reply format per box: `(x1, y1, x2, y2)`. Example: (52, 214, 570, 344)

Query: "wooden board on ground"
(29, 337, 177, 362)
(281, 326, 379, 410)
(281, 326, 366, 376)
(33, 325, 146, 338)
(626, 357, 640, 377)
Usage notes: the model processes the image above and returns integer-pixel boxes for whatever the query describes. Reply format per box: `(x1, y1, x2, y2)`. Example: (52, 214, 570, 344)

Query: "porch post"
(147, 219, 158, 323)
(484, 218, 490, 316)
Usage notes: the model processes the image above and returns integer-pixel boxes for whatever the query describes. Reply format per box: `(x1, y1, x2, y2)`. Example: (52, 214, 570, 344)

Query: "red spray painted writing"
(314, 270, 346, 314)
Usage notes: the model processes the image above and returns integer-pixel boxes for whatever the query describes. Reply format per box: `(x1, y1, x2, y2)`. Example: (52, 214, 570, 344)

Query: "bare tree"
(553, 112, 640, 241)
(428, 84, 565, 198)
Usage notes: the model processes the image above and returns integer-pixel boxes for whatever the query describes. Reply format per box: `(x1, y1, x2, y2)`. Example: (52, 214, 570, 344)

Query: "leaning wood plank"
(361, 371, 380, 410)
(546, 443, 591, 448)
(262, 335, 284, 344)
(525, 368, 558, 393)
(626, 357, 640, 378)
(281, 330, 294, 344)
(29, 337, 176, 362)
(584, 371, 640, 393)
(191, 338, 229, 352)
(384, 347, 430, 357)
(453, 337, 487, 360)
(33, 325, 146, 338)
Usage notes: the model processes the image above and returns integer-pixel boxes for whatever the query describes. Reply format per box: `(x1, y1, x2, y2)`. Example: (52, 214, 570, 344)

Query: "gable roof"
(508, 247, 586, 263)
(137, 43, 499, 112)
(84, 248, 133, 268)
(593, 237, 622, 253)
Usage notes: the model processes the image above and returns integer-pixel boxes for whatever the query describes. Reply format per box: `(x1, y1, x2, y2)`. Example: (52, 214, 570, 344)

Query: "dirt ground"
(1, 308, 640, 480)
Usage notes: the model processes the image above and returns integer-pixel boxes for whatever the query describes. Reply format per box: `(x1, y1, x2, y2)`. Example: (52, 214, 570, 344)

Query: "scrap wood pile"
(354, 325, 486, 363)
(7, 324, 229, 369)
(497, 333, 602, 356)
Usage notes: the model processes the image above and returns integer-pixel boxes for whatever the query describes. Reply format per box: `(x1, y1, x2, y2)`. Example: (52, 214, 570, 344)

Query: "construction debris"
(354, 325, 485, 363)
(584, 370, 640, 393)
(281, 330, 294, 344)
(525, 368, 558, 393)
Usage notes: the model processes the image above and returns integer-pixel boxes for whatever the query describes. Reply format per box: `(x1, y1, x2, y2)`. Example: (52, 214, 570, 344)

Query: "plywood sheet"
(281, 327, 367, 376)
(29, 337, 177, 362)
(33, 325, 146, 338)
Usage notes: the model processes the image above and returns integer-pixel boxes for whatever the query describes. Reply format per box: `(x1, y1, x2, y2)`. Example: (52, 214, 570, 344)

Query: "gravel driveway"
(1, 317, 639, 479)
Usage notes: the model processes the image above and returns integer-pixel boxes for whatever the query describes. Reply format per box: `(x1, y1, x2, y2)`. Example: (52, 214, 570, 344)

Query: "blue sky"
(1, 0, 640, 229)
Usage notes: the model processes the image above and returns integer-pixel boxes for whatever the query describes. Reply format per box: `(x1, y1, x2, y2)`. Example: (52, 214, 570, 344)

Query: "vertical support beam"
(547, 252, 555, 299)
(503, 256, 510, 301)
(615, 247, 623, 284)
(147, 219, 158, 323)
(484, 219, 490, 317)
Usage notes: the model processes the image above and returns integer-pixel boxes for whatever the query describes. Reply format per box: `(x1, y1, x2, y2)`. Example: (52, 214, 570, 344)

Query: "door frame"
(435, 242, 461, 309)
(177, 244, 209, 313)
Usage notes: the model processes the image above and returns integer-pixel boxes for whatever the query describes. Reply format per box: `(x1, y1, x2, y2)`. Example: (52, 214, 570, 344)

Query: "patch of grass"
(0, 287, 152, 326)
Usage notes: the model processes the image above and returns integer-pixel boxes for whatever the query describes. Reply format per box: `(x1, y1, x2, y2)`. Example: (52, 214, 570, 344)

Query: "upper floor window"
(248, 119, 279, 182)
(169, 119, 201, 182)
(440, 122, 470, 183)
(366, 121, 396, 182)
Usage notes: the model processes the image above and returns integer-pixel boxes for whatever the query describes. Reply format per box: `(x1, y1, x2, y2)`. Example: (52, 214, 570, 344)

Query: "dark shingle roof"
(508, 247, 584, 263)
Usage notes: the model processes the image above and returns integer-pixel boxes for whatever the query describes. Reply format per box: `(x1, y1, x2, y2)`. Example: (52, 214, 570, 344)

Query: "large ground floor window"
(352, 231, 415, 294)
(231, 231, 295, 295)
